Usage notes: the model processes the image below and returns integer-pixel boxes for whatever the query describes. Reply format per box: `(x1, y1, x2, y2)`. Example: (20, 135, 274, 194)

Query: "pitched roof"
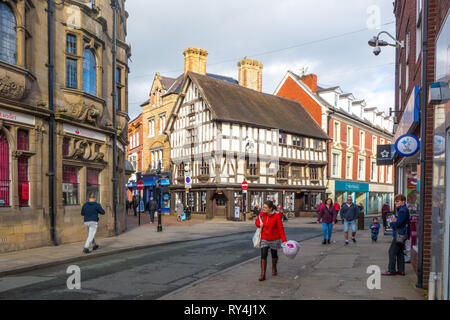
(161, 76, 177, 90)
(187, 72, 328, 140)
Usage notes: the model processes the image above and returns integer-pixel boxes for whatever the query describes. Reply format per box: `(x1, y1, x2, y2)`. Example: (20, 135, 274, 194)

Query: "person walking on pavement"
(382, 194, 410, 276)
(370, 218, 381, 243)
(81, 192, 105, 254)
(317, 198, 337, 244)
(333, 201, 341, 223)
(340, 196, 360, 245)
(255, 200, 287, 281)
(381, 202, 390, 231)
(146, 196, 157, 224)
(132, 195, 138, 216)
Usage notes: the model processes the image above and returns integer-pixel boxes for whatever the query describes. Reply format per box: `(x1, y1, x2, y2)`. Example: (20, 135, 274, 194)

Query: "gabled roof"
(175, 72, 328, 140)
(316, 86, 341, 93)
(161, 76, 177, 90)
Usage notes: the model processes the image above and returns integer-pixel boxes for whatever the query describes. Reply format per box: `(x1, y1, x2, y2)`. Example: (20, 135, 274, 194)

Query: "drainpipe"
(417, 0, 428, 289)
(111, 0, 118, 235)
(47, 0, 57, 245)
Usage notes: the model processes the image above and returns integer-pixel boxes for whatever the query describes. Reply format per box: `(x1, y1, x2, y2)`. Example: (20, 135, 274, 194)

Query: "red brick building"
(275, 71, 395, 213)
(393, 0, 450, 295)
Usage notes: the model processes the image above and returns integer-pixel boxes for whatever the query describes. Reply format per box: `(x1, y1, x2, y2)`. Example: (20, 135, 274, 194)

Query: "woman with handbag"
(255, 200, 287, 281)
(382, 194, 410, 276)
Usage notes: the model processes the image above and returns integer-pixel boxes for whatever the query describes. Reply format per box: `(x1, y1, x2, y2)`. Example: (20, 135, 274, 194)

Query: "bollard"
(358, 212, 365, 230)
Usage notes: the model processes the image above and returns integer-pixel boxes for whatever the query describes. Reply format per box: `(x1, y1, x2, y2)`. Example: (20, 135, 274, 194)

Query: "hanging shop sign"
(376, 144, 395, 165)
(394, 134, 420, 157)
(393, 86, 420, 141)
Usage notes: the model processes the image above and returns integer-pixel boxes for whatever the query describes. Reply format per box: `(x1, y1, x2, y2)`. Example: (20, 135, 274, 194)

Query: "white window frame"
(372, 136, 377, 154)
(333, 121, 340, 143)
(331, 152, 341, 178)
(380, 165, 385, 183)
(360, 131, 365, 150)
(358, 157, 365, 181)
(387, 165, 392, 183)
(370, 160, 378, 182)
(346, 154, 353, 179)
(148, 118, 155, 137)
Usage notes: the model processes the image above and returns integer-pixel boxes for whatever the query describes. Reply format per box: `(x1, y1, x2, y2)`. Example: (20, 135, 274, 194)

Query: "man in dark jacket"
(146, 196, 157, 224)
(383, 194, 410, 276)
(340, 196, 360, 245)
(81, 193, 105, 253)
(132, 195, 138, 216)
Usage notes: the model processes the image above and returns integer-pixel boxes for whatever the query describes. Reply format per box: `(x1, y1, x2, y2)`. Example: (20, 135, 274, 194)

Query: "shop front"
(333, 180, 369, 214)
(368, 184, 394, 214)
(140, 172, 171, 214)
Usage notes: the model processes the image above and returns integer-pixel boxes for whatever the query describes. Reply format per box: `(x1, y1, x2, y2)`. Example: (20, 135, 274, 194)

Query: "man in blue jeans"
(340, 196, 360, 245)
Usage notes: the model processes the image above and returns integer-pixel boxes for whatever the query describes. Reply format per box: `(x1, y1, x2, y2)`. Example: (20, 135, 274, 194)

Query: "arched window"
(0, 2, 17, 65)
(0, 131, 10, 207)
(83, 48, 96, 95)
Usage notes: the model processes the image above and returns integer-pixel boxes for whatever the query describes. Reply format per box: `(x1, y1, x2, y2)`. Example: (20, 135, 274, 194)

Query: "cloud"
(125, 0, 397, 120)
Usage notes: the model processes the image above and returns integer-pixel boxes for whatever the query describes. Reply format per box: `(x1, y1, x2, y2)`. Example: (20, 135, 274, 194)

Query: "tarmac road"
(0, 225, 320, 300)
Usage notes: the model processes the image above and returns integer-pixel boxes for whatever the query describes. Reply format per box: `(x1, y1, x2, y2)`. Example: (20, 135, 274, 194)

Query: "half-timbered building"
(165, 70, 329, 220)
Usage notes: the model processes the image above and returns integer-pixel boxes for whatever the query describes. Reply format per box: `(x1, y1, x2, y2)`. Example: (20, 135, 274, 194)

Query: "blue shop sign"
(335, 181, 369, 192)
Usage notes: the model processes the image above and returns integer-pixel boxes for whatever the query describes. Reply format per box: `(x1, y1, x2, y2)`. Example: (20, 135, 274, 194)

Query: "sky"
(125, 0, 397, 121)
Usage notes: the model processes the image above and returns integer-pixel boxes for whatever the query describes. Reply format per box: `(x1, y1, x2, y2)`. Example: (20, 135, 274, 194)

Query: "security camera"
(373, 46, 381, 56)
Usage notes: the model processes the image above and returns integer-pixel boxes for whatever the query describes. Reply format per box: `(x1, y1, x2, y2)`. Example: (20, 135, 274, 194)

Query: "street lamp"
(368, 31, 403, 56)
(156, 162, 163, 232)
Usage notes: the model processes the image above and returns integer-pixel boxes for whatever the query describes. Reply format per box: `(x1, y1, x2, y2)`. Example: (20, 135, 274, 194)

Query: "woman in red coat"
(255, 200, 287, 281)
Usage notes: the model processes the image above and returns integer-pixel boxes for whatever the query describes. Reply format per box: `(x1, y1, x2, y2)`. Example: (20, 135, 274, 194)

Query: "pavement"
(0, 214, 426, 300)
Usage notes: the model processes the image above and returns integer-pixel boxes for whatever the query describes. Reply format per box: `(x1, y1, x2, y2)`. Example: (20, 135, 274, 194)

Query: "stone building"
(275, 71, 395, 213)
(0, 0, 131, 253)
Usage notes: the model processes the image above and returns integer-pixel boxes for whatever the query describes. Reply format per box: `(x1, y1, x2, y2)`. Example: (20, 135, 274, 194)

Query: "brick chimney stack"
(183, 47, 208, 75)
(237, 58, 263, 92)
(301, 74, 318, 92)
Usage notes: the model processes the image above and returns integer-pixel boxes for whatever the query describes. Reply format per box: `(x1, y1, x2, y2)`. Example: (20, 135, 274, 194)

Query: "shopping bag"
(252, 216, 263, 248)
(282, 240, 300, 259)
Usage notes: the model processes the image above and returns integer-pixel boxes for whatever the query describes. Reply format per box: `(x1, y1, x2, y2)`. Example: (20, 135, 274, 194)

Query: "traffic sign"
(241, 181, 248, 190)
(137, 180, 145, 191)
(185, 175, 192, 188)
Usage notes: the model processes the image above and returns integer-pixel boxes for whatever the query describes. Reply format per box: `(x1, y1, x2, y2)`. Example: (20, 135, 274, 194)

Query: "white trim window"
(148, 118, 155, 137)
(346, 155, 353, 179)
(380, 165, 385, 183)
(370, 160, 377, 182)
(333, 121, 340, 143)
(159, 113, 166, 135)
(358, 157, 365, 181)
(387, 165, 392, 183)
(416, 0, 422, 62)
(347, 126, 353, 146)
(331, 152, 341, 178)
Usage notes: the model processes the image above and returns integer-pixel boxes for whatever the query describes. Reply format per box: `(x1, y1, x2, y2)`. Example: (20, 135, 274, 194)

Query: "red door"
(0, 132, 10, 207)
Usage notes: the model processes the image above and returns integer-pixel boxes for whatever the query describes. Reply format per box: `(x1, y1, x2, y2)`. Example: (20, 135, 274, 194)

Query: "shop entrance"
(213, 193, 227, 218)
(294, 192, 304, 217)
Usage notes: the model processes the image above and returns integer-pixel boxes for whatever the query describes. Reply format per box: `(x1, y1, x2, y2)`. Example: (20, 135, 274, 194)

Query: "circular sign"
(185, 177, 191, 183)
(433, 134, 445, 156)
(136, 180, 145, 191)
(394, 134, 420, 157)
(242, 181, 248, 190)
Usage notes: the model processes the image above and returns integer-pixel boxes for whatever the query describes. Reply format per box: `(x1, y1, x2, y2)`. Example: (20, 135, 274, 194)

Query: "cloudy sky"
(125, 0, 396, 120)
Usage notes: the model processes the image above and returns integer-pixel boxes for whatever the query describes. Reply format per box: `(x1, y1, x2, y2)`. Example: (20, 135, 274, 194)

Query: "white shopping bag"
(252, 216, 263, 248)
(282, 240, 300, 259)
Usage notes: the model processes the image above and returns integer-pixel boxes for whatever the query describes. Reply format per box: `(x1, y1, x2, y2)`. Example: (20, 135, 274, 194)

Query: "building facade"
(393, 0, 444, 291)
(165, 56, 330, 220)
(275, 71, 395, 213)
(0, 0, 131, 252)
(126, 113, 143, 200)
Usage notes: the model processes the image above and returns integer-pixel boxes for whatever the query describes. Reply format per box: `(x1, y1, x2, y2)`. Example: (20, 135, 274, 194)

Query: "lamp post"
(156, 162, 163, 232)
(368, 31, 404, 56)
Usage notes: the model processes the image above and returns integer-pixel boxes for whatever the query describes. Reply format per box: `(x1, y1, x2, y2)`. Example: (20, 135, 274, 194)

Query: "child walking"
(370, 218, 381, 243)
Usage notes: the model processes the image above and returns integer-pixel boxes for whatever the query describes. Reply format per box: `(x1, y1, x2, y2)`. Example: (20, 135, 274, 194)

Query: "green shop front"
(333, 180, 369, 214)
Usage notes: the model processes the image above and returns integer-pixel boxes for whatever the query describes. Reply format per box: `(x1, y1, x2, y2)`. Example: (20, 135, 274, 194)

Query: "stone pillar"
(237, 58, 263, 92)
(183, 47, 208, 75)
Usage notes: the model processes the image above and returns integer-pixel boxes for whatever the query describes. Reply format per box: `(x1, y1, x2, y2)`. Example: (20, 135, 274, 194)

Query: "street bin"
(358, 212, 365, 230)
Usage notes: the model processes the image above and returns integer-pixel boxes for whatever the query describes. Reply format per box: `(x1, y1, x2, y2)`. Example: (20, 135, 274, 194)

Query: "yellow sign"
(283, 190, 286, 194)
(185, 188, 189, 193)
